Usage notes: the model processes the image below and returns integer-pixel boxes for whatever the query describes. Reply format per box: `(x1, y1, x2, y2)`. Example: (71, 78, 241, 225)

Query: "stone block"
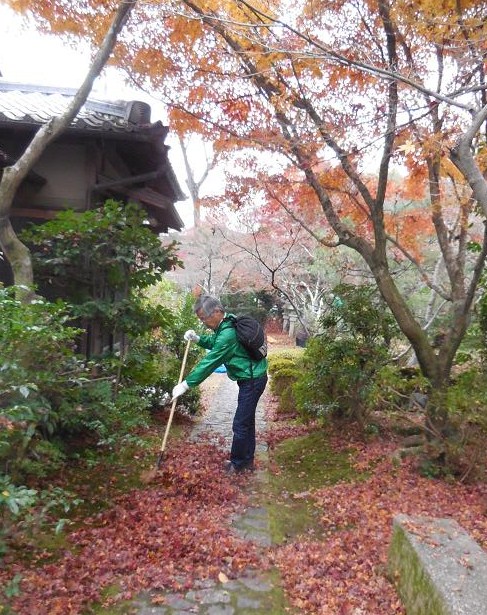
(388, 514, 487, 615)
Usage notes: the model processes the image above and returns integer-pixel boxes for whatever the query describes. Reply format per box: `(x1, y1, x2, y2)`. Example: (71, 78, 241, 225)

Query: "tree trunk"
(0, 216, 34, 295)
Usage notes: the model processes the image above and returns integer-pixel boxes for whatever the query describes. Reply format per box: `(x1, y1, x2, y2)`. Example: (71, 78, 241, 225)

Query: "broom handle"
(159, 338, 192, 454)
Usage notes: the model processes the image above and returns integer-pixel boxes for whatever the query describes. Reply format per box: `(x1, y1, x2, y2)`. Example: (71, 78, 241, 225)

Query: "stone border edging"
(388, 514, 487, 615)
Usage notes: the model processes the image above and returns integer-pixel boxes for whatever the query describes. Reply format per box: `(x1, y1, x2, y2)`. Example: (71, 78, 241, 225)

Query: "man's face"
(196, 308, 223, 331)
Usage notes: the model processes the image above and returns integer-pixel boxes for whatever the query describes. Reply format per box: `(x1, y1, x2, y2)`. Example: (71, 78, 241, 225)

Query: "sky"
(0, 3, 195, 228)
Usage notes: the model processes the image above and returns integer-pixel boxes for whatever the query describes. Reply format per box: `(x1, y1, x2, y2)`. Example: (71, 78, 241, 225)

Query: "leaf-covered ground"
(267, 405, 487, 615)
(0, 441, 264, 614)
(1, 396, 486, 614)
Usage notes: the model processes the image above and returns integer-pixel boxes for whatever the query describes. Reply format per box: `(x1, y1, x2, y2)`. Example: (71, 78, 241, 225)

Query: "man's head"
(194, 294, 225, 330)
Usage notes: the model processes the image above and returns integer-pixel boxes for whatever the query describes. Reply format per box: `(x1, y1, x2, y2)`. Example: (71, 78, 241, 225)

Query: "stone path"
(131, 373, 286, 615)
(190, 373, 268, 455)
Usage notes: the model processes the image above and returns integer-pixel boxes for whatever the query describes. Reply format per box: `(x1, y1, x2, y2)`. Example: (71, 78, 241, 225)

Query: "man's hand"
(184, 329, 200, 342)
(172, 380, 189, 400)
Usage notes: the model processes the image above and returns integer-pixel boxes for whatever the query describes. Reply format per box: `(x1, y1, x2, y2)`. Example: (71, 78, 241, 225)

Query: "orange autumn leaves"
(260, 163, 435, 261)
(6, 0, 485, 264)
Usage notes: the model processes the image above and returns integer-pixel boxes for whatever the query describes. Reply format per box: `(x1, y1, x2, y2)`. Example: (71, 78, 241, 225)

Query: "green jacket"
(185, 314, 268, 388)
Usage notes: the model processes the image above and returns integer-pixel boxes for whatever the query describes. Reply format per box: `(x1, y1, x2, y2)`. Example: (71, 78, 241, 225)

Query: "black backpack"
(229, 315, 267, 361)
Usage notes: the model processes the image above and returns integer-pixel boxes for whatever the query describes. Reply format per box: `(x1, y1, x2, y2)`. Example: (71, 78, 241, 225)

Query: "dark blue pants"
(230, 375, 268, 469)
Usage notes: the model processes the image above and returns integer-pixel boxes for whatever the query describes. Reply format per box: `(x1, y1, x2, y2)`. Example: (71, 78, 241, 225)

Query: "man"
(172, 294, 268, 474)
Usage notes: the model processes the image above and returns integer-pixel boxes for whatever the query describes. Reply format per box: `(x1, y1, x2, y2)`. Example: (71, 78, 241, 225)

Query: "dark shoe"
(241, 462, 255, 473)
(224, 461, 255, 475)
(224, 462, 241, 475)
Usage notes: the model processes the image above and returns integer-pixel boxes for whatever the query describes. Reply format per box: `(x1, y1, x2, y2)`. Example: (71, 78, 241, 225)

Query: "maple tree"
(169, 221, 265, 295)
(218, 212, 338, 335)
(174, 210, 351, 334)
(176, 134, 222, 227)
(7, 0, 487, 439)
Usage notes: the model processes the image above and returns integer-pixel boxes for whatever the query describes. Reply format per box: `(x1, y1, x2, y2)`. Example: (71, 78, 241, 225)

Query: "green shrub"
(293, 283, 399, 426)
(268, 351, 304, 414)
(440, 368, 487, 479)
(479, 285, 487, 361)
(19, 199, 181, 391)
(121, 335, 201, 415)
(268, 348, 305, 365)
(0, 287, 151, 480)
(18, 440, 66, 478)
(0, 475, 38, 555)
(121, 292, 203, 415)
(0, 288, 85, 478)
(293, 334, 390, 423)
(121, 336, 177, 406)
(366, 365, 429, 413)
(20, 200, 182, 313)
(0, 476, 82, 556)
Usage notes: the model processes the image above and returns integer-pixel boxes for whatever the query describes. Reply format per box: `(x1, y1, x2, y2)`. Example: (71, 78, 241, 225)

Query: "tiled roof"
(0, 80, 155, 133)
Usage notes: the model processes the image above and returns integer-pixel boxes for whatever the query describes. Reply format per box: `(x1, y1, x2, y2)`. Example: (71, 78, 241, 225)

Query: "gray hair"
(194, 294, 224, 318)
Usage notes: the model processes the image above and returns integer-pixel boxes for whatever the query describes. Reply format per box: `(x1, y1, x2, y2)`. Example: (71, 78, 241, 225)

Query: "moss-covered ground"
(262, 430, 357, 544)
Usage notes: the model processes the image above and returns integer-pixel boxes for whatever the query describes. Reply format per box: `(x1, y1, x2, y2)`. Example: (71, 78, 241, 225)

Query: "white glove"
(184, 329, 200, 342)
(172, 380, 189, 400)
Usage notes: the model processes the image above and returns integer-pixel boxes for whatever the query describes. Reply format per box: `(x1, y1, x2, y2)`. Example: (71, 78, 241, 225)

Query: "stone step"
(388, 514, 487, 615)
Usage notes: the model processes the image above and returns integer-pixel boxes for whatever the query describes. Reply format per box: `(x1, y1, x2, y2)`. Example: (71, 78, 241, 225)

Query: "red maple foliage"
(0, 442, 263, 614)
(271, 425, 487, 615)
(1, 407, 486, 614)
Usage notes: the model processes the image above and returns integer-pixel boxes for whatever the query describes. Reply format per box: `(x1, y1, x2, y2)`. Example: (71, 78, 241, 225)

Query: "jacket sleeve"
(186, 327, 238, 387)
(197, 332, 216, 351)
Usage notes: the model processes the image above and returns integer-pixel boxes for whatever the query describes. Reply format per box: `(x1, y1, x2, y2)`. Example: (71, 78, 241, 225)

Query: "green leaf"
(7, 499, 19, 515)
(19, 385, 31, 398)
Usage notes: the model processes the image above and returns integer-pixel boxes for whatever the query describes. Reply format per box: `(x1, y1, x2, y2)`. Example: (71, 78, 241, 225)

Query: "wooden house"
(0, 80, 186, 356)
